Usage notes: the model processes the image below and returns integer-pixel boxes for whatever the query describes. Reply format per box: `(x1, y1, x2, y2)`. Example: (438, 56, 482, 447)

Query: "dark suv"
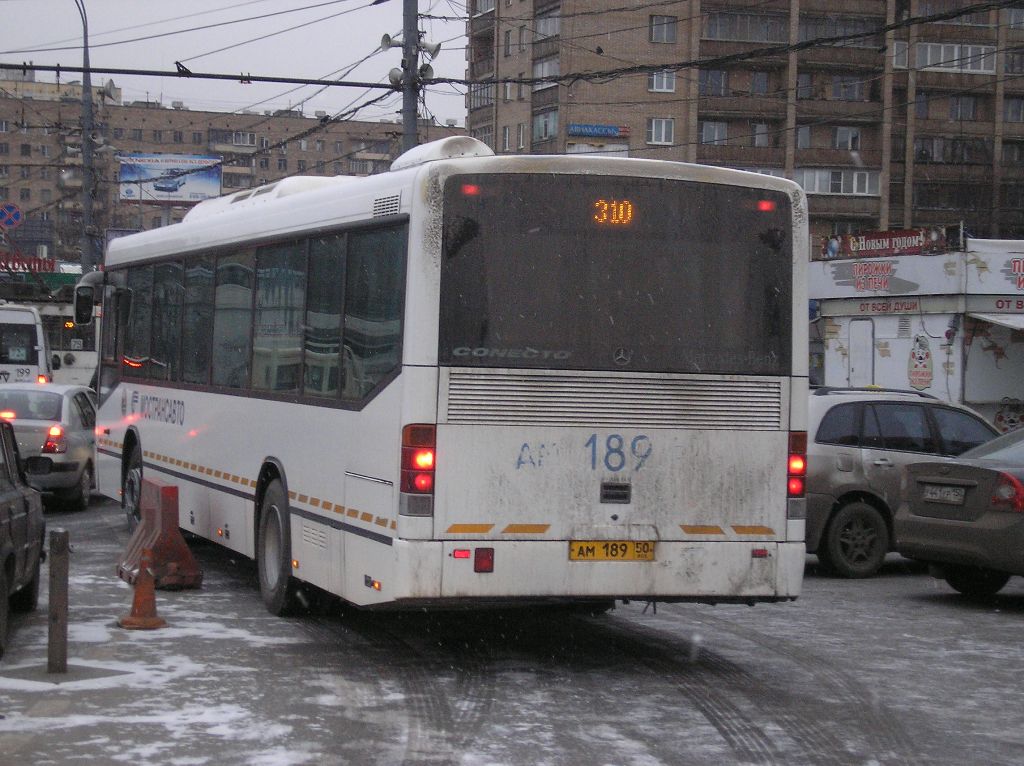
(807, 388, 998, 578)
(0, 418, 45, 658)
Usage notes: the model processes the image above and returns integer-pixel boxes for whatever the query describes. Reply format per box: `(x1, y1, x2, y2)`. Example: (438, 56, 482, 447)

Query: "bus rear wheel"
(257, 479, 301, 616)
(123, 446, 143, 532)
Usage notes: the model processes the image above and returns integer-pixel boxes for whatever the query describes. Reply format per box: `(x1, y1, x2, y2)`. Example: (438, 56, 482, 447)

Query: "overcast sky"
(1, 0, 468, 126)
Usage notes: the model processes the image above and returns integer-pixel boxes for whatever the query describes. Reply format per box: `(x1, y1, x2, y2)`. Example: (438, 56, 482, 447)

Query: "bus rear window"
(0, 324, 39, 365)
(439, 173, 793, 375)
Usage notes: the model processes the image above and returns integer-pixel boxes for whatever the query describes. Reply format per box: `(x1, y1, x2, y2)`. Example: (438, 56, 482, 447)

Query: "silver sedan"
(0, 383, 96, 510)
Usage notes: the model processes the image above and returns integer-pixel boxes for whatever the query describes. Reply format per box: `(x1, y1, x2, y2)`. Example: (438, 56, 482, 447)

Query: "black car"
(0, 418, 45, 658)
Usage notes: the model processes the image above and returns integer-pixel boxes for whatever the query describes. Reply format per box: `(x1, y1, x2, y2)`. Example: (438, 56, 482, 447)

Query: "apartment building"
(466, 0, 1024, 249)
(0, 72, 462, 262)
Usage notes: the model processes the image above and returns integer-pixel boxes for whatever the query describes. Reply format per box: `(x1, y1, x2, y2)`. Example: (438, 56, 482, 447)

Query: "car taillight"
(991, 472, 1024, 513)
(401, 424, 435, 495)
(788, 431, 807, 498)
(42, 424, 67, 454)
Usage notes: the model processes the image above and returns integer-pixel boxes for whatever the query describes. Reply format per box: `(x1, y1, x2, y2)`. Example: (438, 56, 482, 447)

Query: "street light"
(74, 0, 96, 273)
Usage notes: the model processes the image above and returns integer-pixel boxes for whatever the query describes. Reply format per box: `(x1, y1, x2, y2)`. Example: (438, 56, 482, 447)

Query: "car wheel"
(0, 566, 9, 659)
(9, 548, 40, 613)
(257, 479, 300, 616)
(823, 501, 890, 579)
(123, 446, 143, 532)
(65, 463, 92, 512)
(943, 566, 1010, 598)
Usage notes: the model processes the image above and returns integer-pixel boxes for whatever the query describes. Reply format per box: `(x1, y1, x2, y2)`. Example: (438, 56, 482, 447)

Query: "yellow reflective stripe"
(501, 524, 550, 534)
(446, 524, 494, 534)
(681, 525, 725, 535)
(732, 525, 775, 536)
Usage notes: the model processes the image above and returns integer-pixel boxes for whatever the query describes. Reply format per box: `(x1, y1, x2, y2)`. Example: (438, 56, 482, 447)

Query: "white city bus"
(0, 302, 53, 384)
(76, 136, 809, 614)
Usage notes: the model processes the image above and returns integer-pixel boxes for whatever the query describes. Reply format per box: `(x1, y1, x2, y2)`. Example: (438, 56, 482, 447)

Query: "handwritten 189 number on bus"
(584, 434, 652, 471)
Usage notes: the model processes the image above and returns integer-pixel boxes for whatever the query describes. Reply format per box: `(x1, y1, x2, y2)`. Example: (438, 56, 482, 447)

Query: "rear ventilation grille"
(373, 194, 401, 217)
(444, 370, 784, 429)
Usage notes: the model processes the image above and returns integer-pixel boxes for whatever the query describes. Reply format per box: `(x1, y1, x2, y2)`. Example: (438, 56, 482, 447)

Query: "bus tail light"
(37, 374, 48, 384)
(400, 424, 436, 517)
(42, 424, 67, 454)
(787, 431, 807, 499)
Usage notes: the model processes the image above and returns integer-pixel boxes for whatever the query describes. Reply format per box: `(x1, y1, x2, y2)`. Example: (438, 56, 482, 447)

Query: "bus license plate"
(923, 484, 965, 505)
(569, 541, 655, 561)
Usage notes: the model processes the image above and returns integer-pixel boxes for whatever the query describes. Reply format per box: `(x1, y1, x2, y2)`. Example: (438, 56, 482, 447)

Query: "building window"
(1010, 8, 1024, 28)
(299, 139, 308, 151)
(504, 30, 511, 56)
(172, 130, 184, 143)
(193, 131, 204, 144)
(795, 168, 880, 195)
(833, 126, 861, 150)
(315, 140, 324, 152)
(699, 69, 729, 96)
(699, 121, 727, 145)
(152, 130, 163, 142)
(646, 117, 675, 145)
(832, 75, 865, 101)
(915, 42, 995, 73)
(0, 166, 6, 177)
(920, 0, 991, 26)
(19, 143, 30, 156)
(277, 157, 287, 171)
(797, 73, 813, 99)
(1006, 97, 1024, 122)
(0, 121, 7, 133)
(297, 160, 306, 172)
(112, 127, 124, 140)
(19, 188, 30, 200)
(334, 140, 343, 153)
(536, 12, 560, 39)
(131, 129, 143, 141)
(19, 166, 30, 179)
(502, 126, 511, 151)
(519, 26, 527, 52)
(1003, 142, 1024, 164)
(504, 82, 513, 101)
(258, 157, 269, 169)
(532, 57, 559, 90)
(649, 15, 677, 43)
(39, 145, 48, 157)
(469, 81, 496, 109)
(41, 189, 51, 203)
(703, 12, 787, 42)
(949, 95, 976, 120)
(750, 71, 769, 96)
(648, 70, 676, 92)
(517, 73, 526, 99)
(914, 92, 929, 119)
(533, 110, 558, 141)
(751, 123, 770, 147)
(517, 123, 526, 149)
(798, 15, 883, 48)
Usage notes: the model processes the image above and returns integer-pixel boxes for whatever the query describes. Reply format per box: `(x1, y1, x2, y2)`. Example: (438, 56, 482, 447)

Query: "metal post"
(75, 0, 95, 273)
(401, 0, 419, 152)
(47, 528, 70, 674)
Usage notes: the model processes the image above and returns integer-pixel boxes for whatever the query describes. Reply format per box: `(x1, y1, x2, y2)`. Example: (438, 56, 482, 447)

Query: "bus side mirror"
(74, 285, 95, 325)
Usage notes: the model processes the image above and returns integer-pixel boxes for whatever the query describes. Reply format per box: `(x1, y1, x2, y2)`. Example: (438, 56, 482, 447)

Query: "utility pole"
(75, 0, 96, 273)
(401, 0, 419, 153)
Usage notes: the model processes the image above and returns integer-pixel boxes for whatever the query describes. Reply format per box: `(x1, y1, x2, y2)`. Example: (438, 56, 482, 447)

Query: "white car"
(0, 383, 96, 509)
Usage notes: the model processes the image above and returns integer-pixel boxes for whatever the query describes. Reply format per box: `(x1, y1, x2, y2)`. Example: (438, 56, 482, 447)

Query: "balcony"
(797, 98, 883, 124)
(470, 59, 494, 79)
(797, 148, 883, 167)
(698, 95, 786, 119)
(806, 194, 880, 218)
(696, 144, 785, 167)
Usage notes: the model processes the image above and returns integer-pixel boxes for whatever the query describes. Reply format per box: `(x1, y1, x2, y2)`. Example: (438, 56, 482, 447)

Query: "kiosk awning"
(969, 313, 1024, 331)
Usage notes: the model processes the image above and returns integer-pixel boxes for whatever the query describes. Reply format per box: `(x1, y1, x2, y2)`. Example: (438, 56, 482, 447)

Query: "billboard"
(117, 153, 222, 205)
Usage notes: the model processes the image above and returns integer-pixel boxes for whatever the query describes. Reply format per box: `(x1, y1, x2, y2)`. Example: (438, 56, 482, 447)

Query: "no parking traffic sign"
(0, 202, 23, 229)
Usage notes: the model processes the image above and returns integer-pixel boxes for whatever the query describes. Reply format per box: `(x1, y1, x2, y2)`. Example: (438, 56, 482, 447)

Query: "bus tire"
(123, 446, 143, 532)
(822, 501, 889, 579)
(257, 479, 300, 616)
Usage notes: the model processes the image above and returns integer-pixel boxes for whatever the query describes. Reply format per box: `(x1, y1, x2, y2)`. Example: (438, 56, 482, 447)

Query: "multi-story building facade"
(466, 0, 1024, 248)
(0, 71, 462, 263)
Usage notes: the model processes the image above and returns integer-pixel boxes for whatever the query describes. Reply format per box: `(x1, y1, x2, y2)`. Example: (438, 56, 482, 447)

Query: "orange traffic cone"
(117, 548, 167, 630)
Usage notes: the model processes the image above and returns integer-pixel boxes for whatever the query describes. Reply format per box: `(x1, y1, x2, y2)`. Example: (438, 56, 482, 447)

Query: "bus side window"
(341, 226, 407, 401)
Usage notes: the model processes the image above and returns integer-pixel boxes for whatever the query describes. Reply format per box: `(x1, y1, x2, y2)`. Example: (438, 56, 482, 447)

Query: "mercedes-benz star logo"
(613, 347, 632, 366)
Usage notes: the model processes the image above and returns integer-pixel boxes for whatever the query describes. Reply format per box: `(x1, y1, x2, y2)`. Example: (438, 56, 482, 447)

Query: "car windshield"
(0, 390, 63, 420)
(960, 427, 1024, 462)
